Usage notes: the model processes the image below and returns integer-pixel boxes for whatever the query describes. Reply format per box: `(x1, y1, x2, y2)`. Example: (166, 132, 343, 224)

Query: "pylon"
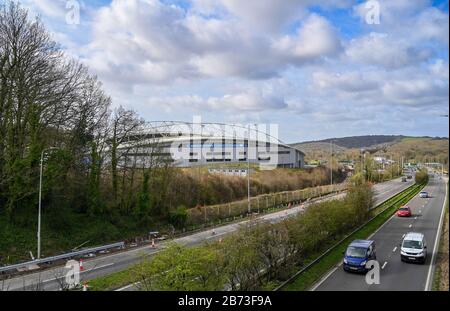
(79, 258, 84, 271)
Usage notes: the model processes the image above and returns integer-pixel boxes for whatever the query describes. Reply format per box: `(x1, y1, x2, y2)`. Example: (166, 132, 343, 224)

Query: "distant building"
(112, 122, 306, 169)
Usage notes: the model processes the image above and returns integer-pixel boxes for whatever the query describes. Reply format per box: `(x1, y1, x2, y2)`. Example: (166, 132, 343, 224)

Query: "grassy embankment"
(0, 167, 341, 265)
(432, 183, 449, 291)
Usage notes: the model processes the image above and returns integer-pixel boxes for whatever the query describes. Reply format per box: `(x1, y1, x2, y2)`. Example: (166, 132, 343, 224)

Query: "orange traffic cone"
(79, 258, 84, 271)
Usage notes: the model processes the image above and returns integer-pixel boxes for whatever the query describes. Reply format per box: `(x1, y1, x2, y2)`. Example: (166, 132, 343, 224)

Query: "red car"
(397, 206, 412, 217)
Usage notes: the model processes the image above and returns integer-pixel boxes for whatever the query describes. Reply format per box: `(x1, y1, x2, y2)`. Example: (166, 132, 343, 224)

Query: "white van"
(400, 232, 427, 264)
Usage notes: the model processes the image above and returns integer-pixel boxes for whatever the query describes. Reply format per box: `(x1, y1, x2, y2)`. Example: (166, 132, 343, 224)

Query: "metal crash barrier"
(0, 242, 125, 274)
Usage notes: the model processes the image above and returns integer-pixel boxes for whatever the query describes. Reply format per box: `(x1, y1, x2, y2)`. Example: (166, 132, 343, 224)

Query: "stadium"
(116, 121, 305, 169)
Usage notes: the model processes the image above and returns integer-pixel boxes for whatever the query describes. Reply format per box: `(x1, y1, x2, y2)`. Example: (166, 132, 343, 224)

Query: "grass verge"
(88, 268, 137, 291)
(432, 183, 449, 291)
(281, 182, 425, 291)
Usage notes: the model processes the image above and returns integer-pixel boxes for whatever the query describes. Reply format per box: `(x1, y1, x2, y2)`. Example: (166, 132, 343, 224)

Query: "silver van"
(400, 232, 427, 264)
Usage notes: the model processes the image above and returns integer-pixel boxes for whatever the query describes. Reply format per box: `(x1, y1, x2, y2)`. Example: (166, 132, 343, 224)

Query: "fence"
(186, 183, 347, 227)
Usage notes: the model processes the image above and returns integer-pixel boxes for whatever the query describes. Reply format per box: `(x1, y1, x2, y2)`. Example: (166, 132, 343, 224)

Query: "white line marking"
(414, 216, 417, 220)
(206, 232, 228, 239)
(116, 282, 140, 291)
(425, 178, 448, 291)
(402, 234, 406, 238)
(409, 224, 412, 228)
(368, 212, 397, 239)
(382, 262, 388, 269)
(43, 262, 115, 283)
(310, 266, 339, 291)
(393, 247, 397, 252)
(88, 263, 115, 271)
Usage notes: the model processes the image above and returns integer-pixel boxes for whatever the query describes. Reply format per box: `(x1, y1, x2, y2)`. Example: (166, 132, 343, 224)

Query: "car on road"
(396, 205, 412, 217)
(400, 232, 427, 264)
(407, 175, 413, 179)
(401, 177, 407, 182)
(419, 191, 429, 198)
(343, 240, 376, 273)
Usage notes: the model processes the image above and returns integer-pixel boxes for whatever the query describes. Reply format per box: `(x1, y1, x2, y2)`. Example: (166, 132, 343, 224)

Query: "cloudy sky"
(22, 0, 449, 143)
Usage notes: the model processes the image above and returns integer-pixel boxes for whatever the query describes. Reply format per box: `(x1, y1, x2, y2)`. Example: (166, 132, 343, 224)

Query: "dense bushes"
(415, 168, 429, 184)
(130, 183, 374, 290)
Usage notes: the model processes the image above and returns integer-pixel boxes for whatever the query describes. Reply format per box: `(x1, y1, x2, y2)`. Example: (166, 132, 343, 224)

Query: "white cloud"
(275, 14, 342, 62)
(147, 89, 287, 112)
(382, 79, 449, 106)
(219, 0, 308, 32)
(345, 33, 433, 68)
(21, 0, 449, 140)
(312, 71, 379, 93)
(25, 0, 68, 17)
(81, 0, 342, 86)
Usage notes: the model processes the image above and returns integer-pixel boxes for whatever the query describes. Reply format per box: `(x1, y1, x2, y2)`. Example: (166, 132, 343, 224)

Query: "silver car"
(419, 191, 428, 198)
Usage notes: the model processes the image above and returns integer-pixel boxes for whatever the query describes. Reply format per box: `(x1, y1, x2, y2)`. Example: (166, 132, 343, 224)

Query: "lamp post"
(37, 147, 59, 259)
(330, 140, 333, 185)
(247, 125, 251, 215)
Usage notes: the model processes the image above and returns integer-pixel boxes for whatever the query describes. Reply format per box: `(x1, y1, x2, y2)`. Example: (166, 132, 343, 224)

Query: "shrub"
(169, 205, 188, 229)
(415, 168, 429, 184)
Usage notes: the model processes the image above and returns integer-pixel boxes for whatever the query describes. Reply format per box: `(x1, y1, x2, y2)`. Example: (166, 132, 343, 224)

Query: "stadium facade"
(115, 121, 305, 169)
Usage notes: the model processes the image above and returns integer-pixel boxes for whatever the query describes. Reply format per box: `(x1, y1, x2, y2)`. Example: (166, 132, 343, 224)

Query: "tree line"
(127, 180, 374, 291)
(0, 2, 149, 223)
(0, 2, 344, 237)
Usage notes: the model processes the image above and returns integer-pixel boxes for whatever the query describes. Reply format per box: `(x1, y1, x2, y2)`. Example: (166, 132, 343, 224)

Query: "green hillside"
(291, 135, 448, 166)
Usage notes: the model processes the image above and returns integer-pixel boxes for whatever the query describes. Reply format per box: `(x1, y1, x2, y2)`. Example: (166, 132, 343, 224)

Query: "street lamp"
(37, 147, 59, 259)
(330, 140, 334, 185)
(247, 125, 251, 215)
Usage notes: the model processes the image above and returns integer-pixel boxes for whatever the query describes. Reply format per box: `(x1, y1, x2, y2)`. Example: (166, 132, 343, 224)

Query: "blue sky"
(21, 0, 449, 143)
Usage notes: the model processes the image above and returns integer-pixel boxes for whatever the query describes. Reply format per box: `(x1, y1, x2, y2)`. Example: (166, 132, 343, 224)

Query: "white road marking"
(88, 263, 115, 271)
(408, 224, 412, 228)
(414, 216, 417, 220)
(402, 234, 406, 238)
(393, 247, 397, 252)
(368, 212, 397, 239)
(42, 263, 115, 283)
(206, 231, 228, 239)
(310, 266, 339, 291)
(116, 282, 140, 291)
(382, 262, 388, 269)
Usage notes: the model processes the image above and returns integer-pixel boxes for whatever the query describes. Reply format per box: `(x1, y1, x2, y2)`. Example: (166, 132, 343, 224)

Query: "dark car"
(343, 240, 376, 273)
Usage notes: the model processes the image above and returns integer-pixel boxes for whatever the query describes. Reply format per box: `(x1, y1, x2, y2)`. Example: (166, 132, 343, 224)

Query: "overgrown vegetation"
(433, 188, 448, 291)
(415, 168, 429, 184)
(0, 2, 344, 264)
(89, 182, 373, 291)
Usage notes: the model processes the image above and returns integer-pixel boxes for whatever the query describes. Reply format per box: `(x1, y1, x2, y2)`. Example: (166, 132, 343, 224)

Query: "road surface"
(313, 175, 447, 291)
(1, 177, 413, 291)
